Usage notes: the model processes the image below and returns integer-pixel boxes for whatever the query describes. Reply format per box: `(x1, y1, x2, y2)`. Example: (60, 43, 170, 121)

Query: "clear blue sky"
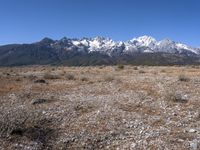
(0, 0, 200, 46)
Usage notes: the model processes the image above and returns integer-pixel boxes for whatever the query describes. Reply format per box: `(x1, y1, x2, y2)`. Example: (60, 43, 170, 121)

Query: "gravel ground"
(0, 65, 200, 150)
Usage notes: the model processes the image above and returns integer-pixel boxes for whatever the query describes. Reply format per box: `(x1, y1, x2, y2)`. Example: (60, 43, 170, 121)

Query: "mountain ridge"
(36, 35, 200, 55)
(0, 35, 200, 66)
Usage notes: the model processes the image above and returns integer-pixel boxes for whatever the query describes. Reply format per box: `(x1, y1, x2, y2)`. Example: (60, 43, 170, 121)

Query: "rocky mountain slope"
(0, 36, 200, 66)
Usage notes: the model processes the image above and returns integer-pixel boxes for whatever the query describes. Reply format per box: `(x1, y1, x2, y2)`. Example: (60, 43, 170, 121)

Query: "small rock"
(189, 139, 198, 150)
(189, 129, 197, 133)
(177, 139, 184, 142)
(131, 143, 136, 148)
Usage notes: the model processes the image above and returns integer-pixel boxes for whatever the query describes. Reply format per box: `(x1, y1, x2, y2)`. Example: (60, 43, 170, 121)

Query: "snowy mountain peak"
(137, 35, 156, 43)
(93, 36, 107, 41)
(48, 36, 200, 56)
(129, 35, 157, 47)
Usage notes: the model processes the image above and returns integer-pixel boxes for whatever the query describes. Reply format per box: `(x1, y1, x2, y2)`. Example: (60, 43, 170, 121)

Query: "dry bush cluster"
(178, 74, 190, 82)
(44, 72, 62, 80)
(0, 103, 57, 149)
(138, 70, 146, 74)
(0, 106, 42, 138)
(165, 89, 188, 103)
(117, 64, 125, 70)
(104, 75, 115, 82)
(66, 73, 75, 80)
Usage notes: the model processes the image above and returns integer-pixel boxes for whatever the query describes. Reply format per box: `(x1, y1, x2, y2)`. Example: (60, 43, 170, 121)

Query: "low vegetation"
(104, 75, 115, 82)
(117, 64, 125, 70)
(44, 72, 61, 80)
(138, 70, 146, 74)
(165, 90, 188, 103)
(0, 66, 199, 149)
(66, 73, 75, 80)
(178, 74, 190, 82)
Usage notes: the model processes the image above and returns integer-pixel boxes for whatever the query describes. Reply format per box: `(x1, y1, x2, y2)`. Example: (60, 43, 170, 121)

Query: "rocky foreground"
(0, 65, 200, 149)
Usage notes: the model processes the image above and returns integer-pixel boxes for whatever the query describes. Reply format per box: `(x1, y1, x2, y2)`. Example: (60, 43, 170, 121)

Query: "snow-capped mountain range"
(0, 35, 200, 66)
(42, 35, 200, 56)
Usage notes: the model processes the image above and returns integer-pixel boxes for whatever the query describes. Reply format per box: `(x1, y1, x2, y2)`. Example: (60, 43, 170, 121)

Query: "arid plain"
(0, 65, 200, 149)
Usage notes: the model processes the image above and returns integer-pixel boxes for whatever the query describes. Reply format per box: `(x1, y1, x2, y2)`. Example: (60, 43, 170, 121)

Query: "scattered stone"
(189, 129, 197, 133)
(131, 143, 136, 148)
(2, 66, 200, 149)
(189, 139, 198, 150)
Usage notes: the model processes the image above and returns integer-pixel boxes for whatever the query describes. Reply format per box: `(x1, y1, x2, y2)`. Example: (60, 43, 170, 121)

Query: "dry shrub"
(104, 75, 115, 82)
(139, 70, 145, 74)
(80, 76, 89, 82)
(178, 74, 190, 82)
(117, 64, 124, 70)
(51, 68, 56, 71)
(161, 69, 166, 73)
(34, 79, 46, 84)
(0, 106, 42, 138)
(27, 74, 37, 80)
(0, 105, 57, 149)
(165, 90, 188, 103)
(99, 66, 105, 69)
(15, 78, 22, 82)
(74, 102, 95, 115)
(66, 73, 75, 80)
(44, 72, 61, 80)
(191, 65, 200, 69)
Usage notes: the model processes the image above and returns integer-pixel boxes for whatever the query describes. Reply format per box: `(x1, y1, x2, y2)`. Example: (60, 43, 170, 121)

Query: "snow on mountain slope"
(48, 36, 200, 56)
(130, 35, 157, 47)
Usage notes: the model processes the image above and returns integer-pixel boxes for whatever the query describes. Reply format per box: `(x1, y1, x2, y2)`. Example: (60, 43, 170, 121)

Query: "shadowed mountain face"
(0, 36, 200, 66)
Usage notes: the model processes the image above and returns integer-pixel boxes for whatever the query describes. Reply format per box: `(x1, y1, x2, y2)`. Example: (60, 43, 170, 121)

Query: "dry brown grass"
(0, 80, 22, 96)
